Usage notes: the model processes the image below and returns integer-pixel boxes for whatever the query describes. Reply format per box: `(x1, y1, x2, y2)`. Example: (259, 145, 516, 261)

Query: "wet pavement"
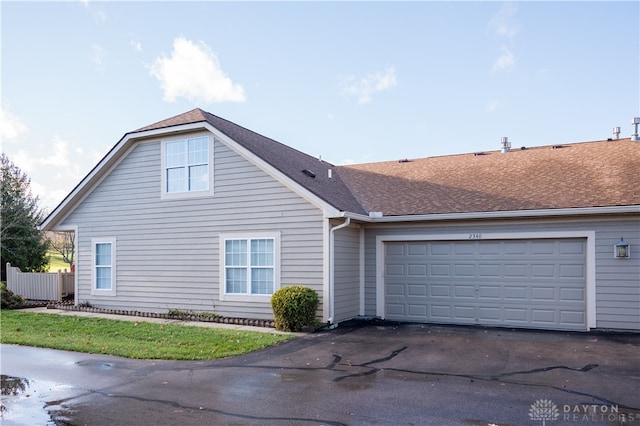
(1, 320, 639, 425)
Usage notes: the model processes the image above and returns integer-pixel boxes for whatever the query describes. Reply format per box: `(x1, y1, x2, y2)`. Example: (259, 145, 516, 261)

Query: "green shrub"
(271, 285, 319, 332)
(1, 282, 24, 309)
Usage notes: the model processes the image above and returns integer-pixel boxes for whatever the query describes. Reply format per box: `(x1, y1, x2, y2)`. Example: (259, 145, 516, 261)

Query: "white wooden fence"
(5, 262, 74, 301)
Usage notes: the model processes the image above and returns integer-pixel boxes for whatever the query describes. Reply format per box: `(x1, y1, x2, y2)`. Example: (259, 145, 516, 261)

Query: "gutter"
(338, 205, 640, 223)
(328, 216, 351, 326)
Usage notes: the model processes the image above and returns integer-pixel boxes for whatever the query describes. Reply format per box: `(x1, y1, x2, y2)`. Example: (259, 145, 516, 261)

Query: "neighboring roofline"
(338, 205, 640, 223)
(40, 121, 340, 231)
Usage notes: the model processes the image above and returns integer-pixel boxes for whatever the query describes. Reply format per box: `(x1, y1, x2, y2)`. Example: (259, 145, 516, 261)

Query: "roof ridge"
(133, 108, 208, 133)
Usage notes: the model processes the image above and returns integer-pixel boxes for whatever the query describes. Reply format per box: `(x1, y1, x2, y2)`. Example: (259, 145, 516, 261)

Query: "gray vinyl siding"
(333, 224, 361, 323)
(363, 217, 640, 331)
(60, 135, 325, 320)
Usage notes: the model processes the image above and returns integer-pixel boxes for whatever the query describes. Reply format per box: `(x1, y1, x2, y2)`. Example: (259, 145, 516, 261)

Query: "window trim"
(91, 237, 116, 296)
(160, 133, 214, 200)
(219, 232, 281, 302)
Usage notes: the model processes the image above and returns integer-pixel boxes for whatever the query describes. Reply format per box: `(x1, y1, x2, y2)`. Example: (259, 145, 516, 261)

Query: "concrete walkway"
(19, 307, 300, 335)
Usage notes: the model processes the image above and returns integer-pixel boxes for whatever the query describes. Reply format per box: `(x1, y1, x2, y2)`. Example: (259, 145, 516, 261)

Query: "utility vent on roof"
(302, 169, 316, 178)
(632, 117, 640, 141)
(500, 137, 511, 153)
(613, 126, 621, 140)
(474, 152, 486, 156)
(398, 159, 411, 163)
(552, 145, 563, 149)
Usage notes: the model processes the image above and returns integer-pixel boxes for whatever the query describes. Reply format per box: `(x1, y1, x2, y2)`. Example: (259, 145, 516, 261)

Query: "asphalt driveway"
(2, 320, 639, 425)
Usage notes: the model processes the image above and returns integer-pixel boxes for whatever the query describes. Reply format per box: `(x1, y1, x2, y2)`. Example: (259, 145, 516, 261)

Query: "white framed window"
(91, 237, 116, 296)
(161, 135, 213, 199)
(220, 233, 280, 300)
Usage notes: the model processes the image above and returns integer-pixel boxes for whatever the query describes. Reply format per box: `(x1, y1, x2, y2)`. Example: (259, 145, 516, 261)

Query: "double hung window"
(224, 237, 276, 296)
(92, 238, 116, 295)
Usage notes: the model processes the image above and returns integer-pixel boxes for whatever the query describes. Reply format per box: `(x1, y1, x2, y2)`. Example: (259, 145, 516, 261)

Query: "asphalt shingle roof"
(335, 140, 640, 216)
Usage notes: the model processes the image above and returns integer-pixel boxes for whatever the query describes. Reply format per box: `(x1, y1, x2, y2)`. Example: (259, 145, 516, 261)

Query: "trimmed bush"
(1, 281, 24, 309)
(271, 285, 319, 332)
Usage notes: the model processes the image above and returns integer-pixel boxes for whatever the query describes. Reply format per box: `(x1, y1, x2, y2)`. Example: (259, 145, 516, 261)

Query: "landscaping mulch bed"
(20, 301, 276, 328)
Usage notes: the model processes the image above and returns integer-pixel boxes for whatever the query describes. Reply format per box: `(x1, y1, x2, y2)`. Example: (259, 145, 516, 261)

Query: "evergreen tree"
(1, 153, 49, 281)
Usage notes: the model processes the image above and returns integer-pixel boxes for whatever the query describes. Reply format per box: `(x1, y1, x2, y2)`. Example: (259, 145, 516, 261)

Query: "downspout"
(328, 216, 351, 326)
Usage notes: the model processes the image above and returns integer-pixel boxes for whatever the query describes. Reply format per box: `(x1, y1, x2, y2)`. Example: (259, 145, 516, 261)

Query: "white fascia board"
(203, 122, 341, 217)
(343, 205, 640, 223)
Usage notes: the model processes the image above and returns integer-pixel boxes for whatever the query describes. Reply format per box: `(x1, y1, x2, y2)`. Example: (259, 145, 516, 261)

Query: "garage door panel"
(559, 264, 584, 278)
(407, 264, 427, 276)
(531, 264, 555, 277)
(430, 264, 451, 276)
(454, 264, 476, 277)
(407, 284, 427, 296)
(408, 304, 427, 317)
(504, 308, 528, 322)
(505, 286, 528, 300)
(385, 264, 405, 276)
(559, 240, 585, 254)
(386, 284, 405, 296)
(478, 264, 501, 277)
(477, 306, 501, 321)
(430, 284, 450, 297)
(430, 305, 451, 319)
(454, 306, 475, 319)
(386, 303, 406, 316)
(560, 288, 584, 302)
(504, 241, 528, 255)
(504, 264, 528, 277)
(531, 241, 556, 255)
(384, 239, 587, 331)
(407, 243, 427, 256)
(455, 285, 476, 298)
(560, 310, 585, 325)
(531, 309, 556, 324)
(478, 285, 501, 299)
(430, 243, 450, 255)
(531, 287, 556, 301)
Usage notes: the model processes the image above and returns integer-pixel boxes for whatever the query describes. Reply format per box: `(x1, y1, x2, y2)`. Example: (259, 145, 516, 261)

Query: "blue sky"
(2, 1, 639, 210)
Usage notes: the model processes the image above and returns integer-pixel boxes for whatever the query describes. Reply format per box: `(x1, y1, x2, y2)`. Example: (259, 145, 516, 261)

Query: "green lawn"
(46, 251, 71, 272)
(0, 310, 293, 360)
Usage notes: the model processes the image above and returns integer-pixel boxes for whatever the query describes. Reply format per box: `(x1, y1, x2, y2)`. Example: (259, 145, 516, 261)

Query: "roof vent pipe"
(328, 168, 332, 179)
(613, 127, 621, 139)
(632, 117, 640, 141)
(500, 137, 511, 153)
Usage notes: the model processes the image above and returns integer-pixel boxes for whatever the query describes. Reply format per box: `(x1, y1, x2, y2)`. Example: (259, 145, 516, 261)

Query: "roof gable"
(131, 109, 366, 215)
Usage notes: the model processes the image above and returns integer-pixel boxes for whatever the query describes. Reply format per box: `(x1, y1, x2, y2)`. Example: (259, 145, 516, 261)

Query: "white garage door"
(384, 239, 586, 330)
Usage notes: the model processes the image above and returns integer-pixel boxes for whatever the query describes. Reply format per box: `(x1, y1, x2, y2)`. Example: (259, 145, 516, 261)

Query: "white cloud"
(0, 107, 29, 142)
(341, 67, 397, 104)
(492, 47, 515, 73)
(488, 2, 519, 38)
(9, 135, 87, 209)
(131, 40, 142, 52)
(91, 43, 106, 69)
(149, 37, 246, 104)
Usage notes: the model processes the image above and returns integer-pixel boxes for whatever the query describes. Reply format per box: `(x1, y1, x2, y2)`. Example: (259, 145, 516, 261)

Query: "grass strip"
(0, 310, 293, 360)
